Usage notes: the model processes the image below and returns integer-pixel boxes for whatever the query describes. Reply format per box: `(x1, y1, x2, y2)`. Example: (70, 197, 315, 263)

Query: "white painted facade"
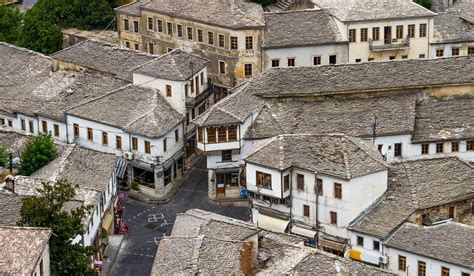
(246, 162, 388, 240)
(344, 17, 434, 62)
(348, 232, 385, 266)
(263, 44, 348, 70)
(132, 65, 208, 115)
(72, 174, 117, 247)
(31, 243, 51, 276)
(429, 42, 474, 58)
(385, 246, 473, 276)
(65, 114, 184, 163)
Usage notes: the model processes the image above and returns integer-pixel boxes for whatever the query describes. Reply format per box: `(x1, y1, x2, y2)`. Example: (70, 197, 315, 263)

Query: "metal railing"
(369, 35, 410, 51)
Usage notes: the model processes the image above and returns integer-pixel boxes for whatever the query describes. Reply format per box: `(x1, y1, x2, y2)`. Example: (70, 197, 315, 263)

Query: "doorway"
(384, 26, 392, 44)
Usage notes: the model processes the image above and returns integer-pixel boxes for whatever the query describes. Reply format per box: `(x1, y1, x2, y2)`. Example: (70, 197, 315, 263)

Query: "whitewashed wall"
(133, 66, 208, 114)
(386, 246, 473, 276)
(31, 244, 51, 276)
(429, 42, 474, 58)
(348, 231, 384, 265)
(246, 162, 282, 198)
(263, 44, 348, 69)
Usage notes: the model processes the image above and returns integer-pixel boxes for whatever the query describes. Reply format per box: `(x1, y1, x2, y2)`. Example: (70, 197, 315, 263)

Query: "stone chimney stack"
(4, 175, 15, 193)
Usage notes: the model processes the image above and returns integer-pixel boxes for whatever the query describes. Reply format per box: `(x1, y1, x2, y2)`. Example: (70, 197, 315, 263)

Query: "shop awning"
(115, 158, 128, 178)
(291, 226, 316, 238)
(102, 213, 114, 232)
(320, 238, 345, 252)
(257, 213, 289, 233)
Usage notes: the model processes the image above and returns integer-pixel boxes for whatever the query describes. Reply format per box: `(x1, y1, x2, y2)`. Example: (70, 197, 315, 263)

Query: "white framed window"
(147, 17, 154, 31)
(218, 60, 226, 75)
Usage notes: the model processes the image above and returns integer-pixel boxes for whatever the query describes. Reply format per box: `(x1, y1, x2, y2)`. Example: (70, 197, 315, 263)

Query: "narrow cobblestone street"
(107, 157, 250, 276)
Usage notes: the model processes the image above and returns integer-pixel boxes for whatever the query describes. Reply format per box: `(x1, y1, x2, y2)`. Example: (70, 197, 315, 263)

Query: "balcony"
(369, 36, 410, 52)
(186, 82, 214, 108)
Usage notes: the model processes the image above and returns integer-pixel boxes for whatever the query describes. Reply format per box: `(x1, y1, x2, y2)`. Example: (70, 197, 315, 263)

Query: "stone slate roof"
(114, 1, 141, 16)
(118, 0, 265, 29)
(0, 194, 23, 226)
(51, 40, 156, 81)
(253, 57, 474, 97)
(245, 134, 387, 180)
(0, 227, 51, 275)
(0, 43, 51, 100)
(412, 95, 474, 143)
(290, 250, 394, 275)
(245, 93, 417, 140)
(312, 0, 435, 22)
(153, 209, 393, 275)
(153, 236, 252, 275)
(350, 157, 473, 238)
(30, 145, 117, 193)
(263, 10, 346, 49)
(432, 0, 474, 44)
(385, 222, 474, 269)
(133, 49, 209, 81)
(0, 128, 32, 157)
(67, 84, 184, 138)
(193, 81, 265, 127)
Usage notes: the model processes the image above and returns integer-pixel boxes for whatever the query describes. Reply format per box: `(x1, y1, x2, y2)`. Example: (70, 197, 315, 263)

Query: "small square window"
(421, 144, 429, 155)
(401, 55, 408, 59)
(334, 183, 342, 199)
(436, 49, 444, 57)
(329, 55, 337, 64)
(244, 64, 252, 78)
(389, 56, 396, 60)
(436, 143, 444, 153)
(467, 141, 474, 151)
(451, 142, 459, 152)
(218, 34, 225, 48)
(330, 211, 337, 225)
(419, 54, 426, 58)
(355, 58, 361, 63)
(230, 36, 238, 50)
(287, 58, 295, 67)
(271, 59, 280, 68)
(468, 47, 474, 55)
(451, 48, 460, 56)
(394, 143, 402, 157)
(297, 174, 304, 190)
(357, 236, 364, 246)
(313, 56, 321, 65)
(245, 36, 253, 50)
(219, 61, 226, 75)
(373, 240, 380, 251)
(303, 205, 310, 217)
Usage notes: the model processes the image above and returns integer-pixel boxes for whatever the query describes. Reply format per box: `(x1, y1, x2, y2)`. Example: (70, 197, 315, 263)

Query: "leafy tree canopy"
(0, 145, 8, 168)
(3, 0, 116, 54)
(18, 133, 57, 176)
(18, 179, 95, 275)
(414, 0, 431, 9)
(0, 4, 23, 44)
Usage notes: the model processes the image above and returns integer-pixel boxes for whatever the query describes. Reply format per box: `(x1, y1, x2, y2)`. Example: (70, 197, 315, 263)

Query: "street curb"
(104, 235, 125, 276)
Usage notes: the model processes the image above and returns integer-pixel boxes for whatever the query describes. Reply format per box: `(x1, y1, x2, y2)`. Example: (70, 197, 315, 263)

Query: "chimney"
(4, 175, 15, 193)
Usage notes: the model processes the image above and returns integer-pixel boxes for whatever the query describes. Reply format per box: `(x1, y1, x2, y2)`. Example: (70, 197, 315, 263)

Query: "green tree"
(0, 4, 23, 44)
(414, 0, 431, 9)
(72, 0, 115, 30)
(18, 133, 57, 176)
(0, 145, 9, 168)
(18, 179, 95, 275)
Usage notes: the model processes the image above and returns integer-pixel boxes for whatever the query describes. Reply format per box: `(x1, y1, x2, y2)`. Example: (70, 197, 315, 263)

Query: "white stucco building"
(244, 134, 388, 256)
(0, 227, 52, 276)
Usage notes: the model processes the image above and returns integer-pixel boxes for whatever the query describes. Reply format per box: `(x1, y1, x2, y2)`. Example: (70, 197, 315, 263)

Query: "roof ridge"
(402, 161, 419, 209)
(125, 89, 159, 128)
(65, 84, 133, 113)
(0, 42, 52, 60)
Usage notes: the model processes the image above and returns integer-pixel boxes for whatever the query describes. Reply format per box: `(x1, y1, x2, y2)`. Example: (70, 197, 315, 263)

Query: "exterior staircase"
(264, 0, 296, 12)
